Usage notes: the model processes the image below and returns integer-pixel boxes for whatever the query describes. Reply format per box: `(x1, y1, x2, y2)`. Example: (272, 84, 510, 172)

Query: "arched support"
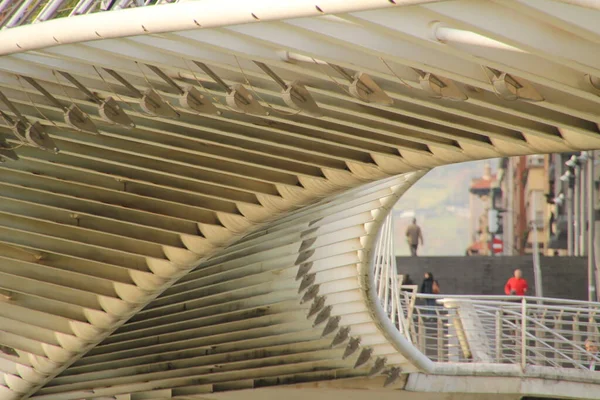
(34, 172, 428, 399)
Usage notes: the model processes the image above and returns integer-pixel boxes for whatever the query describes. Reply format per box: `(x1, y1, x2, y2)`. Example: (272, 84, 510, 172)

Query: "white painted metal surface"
(34, 173, 424, 400)
(372, 214, 600, 389)
(373, 214, 410, 340)
(398, 293, 600, 372)
(0, 0, 599, 399)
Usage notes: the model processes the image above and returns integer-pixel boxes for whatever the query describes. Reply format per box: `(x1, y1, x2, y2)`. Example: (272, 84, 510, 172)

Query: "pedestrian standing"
(420, 272, 440, 308)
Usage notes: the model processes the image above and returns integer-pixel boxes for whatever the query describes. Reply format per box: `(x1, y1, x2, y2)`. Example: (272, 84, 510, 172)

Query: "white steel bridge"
(0, 0, 600, 399)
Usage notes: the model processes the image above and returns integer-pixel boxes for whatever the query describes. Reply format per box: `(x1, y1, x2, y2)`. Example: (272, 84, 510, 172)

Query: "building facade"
(467, 163, 500, 255)
(495, 151, 600, 257)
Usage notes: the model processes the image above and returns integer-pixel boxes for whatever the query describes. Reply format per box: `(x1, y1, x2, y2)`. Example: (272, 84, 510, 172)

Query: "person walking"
(420, 272, 440, 309)
(405, 218, 424, 256)
(503, 269, 528, 341)
(504, 269, 528, 296)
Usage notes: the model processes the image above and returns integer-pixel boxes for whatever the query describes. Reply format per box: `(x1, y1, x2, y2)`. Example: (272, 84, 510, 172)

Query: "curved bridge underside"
(33, 173, 423, 400)
(0, 0, 599, 399)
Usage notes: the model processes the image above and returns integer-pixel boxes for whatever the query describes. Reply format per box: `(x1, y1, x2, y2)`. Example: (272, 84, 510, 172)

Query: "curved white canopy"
(0, 0, 599, 399)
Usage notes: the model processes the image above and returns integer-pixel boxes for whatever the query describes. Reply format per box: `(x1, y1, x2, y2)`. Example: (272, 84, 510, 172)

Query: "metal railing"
(397, 292, 600, 371)
(372, 214, 600, 372)
(373, 213, 413, 341)
(0, 0, 175, 29)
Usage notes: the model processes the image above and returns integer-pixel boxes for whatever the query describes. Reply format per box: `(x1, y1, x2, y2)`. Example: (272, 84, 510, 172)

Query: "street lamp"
(566, 156, 584, 256)
(560, 168, 575, 256)
(565, 155, 578, 168)
(577, 152, 589, 256)
(585, 151, 597, 302)
(564, 153, 591, 257)
(553, 193, 565, 206)
(560, 169, 573, 181)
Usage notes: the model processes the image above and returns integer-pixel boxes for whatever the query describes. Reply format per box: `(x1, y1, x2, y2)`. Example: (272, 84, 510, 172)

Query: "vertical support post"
(386, 215, 394, 317)
(375, 216, 387, 301)
(554, 315, 563, 366)
(581, 161, 587, 255)
(407, 290, 418, 342)
(531, 192, 543, 297)
(568, 185, 574, 256)
(495, 309, 502, 363)
(533, 309, 546, 366)
(437, 313, 444, 362)
(521, 298, 527, 370)
(588, 151, 597, 302)
(573, 314, 581, 364)
(418, 315, 425, 353)
(488, 182, 497, 256)
(506, 158, 514, 255)
(575, 166, 580, 256)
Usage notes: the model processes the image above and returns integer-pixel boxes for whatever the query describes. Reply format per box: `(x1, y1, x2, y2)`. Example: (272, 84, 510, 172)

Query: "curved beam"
(0, 0, 441, 56)
(0, 2, 598, 399)
(30, 172, 426, 400)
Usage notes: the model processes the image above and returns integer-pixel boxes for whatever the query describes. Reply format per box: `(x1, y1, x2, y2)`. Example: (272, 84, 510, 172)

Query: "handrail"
(420, 293, 600, 307)
(371, 214, 600, 377)
(399, 291, 600, 371)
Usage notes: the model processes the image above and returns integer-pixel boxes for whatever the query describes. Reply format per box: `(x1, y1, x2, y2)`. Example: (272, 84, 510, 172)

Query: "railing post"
(521, 298, 527, 370)
(495, 309, 502, 363)
(554, 314, 563, 367)
(533, 309, 544, 366)
(573, 313, 581, 365)
(418, 313, 425, 353)
(437, 310, 444, 362)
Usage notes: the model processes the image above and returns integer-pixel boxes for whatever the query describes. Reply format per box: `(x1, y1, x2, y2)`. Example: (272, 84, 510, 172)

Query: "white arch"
(0, 1, 599, 399)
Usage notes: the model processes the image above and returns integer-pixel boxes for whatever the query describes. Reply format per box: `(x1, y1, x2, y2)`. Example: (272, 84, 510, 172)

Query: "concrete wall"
(396, 256, 587, 301)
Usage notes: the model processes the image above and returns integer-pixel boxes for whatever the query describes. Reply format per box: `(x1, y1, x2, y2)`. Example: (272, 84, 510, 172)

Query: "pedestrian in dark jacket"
(421, 272, 439, 308)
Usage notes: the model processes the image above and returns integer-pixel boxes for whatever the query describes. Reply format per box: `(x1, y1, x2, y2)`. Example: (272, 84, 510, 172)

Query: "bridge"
(0, 0, 599, 399)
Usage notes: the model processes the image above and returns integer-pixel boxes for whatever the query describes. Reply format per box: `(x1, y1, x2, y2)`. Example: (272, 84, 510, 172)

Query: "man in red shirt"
(504, 269, 528, 296)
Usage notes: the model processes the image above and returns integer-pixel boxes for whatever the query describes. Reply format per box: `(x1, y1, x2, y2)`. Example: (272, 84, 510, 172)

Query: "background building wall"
(397, 256, 587, 300)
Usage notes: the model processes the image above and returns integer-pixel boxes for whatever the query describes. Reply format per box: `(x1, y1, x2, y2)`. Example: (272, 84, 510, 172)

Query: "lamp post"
(587, 151, 596, 302)
(568, 183, 574, 257)
(565, 153, 590, 257)
(553, 192, 565, 253)
(574, 167, 580, 256)
(531, 194, 542, 297)
(561, 168, 575, 256)
(578, 152, 589, 256)
(580, 161, 586, 255)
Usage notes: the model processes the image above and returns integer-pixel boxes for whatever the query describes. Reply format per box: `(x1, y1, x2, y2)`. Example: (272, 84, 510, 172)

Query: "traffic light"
(496, 211, 503, 234)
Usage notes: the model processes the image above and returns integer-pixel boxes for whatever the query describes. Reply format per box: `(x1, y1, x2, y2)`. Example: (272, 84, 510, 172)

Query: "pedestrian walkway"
(377, 212, 600, 399)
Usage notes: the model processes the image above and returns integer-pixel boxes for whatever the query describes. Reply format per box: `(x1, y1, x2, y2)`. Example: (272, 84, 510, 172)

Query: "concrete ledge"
(407, 372, 600, 400)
